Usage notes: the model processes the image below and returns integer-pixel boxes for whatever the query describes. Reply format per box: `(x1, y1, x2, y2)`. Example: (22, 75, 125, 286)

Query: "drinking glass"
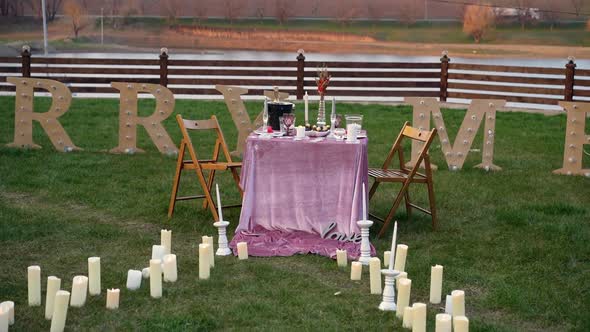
(345, 114, 363, 136)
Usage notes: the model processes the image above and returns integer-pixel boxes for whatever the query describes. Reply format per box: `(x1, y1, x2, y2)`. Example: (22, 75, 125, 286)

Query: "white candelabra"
(357, 183, 373, 265)
(214, 184, 232, 256)
(379, 221, 399, 311)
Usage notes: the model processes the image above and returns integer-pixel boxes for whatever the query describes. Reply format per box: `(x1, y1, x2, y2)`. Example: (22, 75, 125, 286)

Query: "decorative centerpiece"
(314, 65, 331, 127)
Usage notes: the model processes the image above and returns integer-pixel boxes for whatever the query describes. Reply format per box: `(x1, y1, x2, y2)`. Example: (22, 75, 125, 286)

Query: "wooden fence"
(0, 49, 588, 107)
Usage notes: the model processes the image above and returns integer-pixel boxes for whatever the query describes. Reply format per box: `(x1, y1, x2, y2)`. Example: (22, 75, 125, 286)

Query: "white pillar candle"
(435, 313, 452, 332)
(402, 306, 414, 329)
(0, 302, 13, 326)
(0, 306, 7, 332)
(454, 316, 469, 332)
(237, 242, 248, 260)
(69, 276, 88, 307)
(88, 257, 101, 296)
(142, 267, 150, 279)
(161, 229, 172, 255)
(396, 271, 408, 289)
(396, 278, 412, 318)
(451, 290, 465, 317)
(350, 262, 362, 280)
(336, 249, 347, 267)
(412, 302, 427, 332)
(50, 290, 70, 332)
(106, 289, 120, 309)
(445, 294, 453, 315)
(369, 257, 381, 295)
(393, 244, 408, 272)
(430, 265, 443, 304)
(27, 265, 41, 306)
(150, 259, 162, 298)
(45, 276, 61, 320)
(126, 270, 142, 290)
(388, 222, 397, 269)
(163, 254, 178, 282)
(304, 91, 309, 123)
(202, 236, 215, 267)
(199, 244, 211, 279)
(152, 245, 166, 261)
(383, 251, 391, 268)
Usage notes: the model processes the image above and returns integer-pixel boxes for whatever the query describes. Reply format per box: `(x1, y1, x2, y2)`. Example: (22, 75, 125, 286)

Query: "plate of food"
(305, 124, 331, 137)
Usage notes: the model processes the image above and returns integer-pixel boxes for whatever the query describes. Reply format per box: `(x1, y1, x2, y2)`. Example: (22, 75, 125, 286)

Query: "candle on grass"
(126, 270, 142, 290)
(336, 249, 347, 267)
(88, 257, 101, 296)
(454, 316, 469, 332)
(393, 244, 408, 272)
(152, 245, 166, 261)
(402, 306, 414, 329)
(396, 271, 408, 289)
(383, 251, 391, 268)
(0, 305, 8, 332)
(430, 265, 443, 304)
(150, 259, 162, 298)
(50, 290, 70, 332)
(304, 91, 309, 124)
(163, 254, 178, 282)
(369, 257, 381, 295)
(451, 290, 465, 317)
(388, 222, 397, 270)
(216, 183, 223, 221)
(45, 276, 61, 320)
(435, 313, 452, 332)
(28, 265, 41, 306)
(237, 242, 248, 260)
(0, 302, 13, 326)
(412, 302, 426, 332)
(199, 244, 211, 279)
(445, 294, 453, 314)
(142, 267, 150, 279)
(161, 229, 172, 255)
(350, 262, 362, 280)
(106, 289, 120, 309)
(396, 278, 412, 318)
(202, 236, 215, 267)
(70, 276, 88, 307)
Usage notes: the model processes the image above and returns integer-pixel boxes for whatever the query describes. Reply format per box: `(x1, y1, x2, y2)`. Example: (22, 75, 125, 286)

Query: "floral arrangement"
(315, 65, 331, 97)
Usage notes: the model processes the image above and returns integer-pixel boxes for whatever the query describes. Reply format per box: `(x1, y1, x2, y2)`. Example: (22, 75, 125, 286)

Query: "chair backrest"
(176, 114, 234, 164)
(382, 121, 437, 172)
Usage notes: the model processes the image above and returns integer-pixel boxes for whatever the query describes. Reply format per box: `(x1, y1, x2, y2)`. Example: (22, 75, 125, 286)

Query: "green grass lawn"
(0, 96, 589, 331)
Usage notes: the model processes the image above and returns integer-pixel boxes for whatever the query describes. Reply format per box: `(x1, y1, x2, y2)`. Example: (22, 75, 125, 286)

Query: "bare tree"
(544, 0, 560, 31)
(515, 0, 533, 30)
(223, 0, 243, 25)
(64, 0, 89, 38)
(162, 0, 182, 25)
(398, 0, 418, 26)
(571, 0, 584, 17)
(463, 4, 495, 43)
(0, 0, 20, 16)
(336, 0, 358, 27)
(275, 0, 293, 25)
(253, 0, 266, 21)
(24, 0, 62, 21)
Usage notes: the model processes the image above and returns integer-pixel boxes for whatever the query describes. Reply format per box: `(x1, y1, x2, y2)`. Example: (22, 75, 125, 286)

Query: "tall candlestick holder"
(356, 219, 373, 265)
(379, 269, 400, 311)
(213, 220, 231, 256)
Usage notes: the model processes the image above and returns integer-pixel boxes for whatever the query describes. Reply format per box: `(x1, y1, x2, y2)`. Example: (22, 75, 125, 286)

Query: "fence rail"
(0, 49, 587, 108)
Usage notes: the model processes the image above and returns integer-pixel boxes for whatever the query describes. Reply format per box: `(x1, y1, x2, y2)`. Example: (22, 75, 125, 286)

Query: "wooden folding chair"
(368, 122, 438, 238)
(168, 114, 243, 221)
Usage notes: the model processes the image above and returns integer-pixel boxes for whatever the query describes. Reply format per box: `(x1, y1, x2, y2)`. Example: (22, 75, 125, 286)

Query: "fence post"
(296, 49, 305, 100)
(565, 56, 576, 102)
(440, 51, 450, 102)
(21, 45, 31, 78)
(159, 47, 169, 87)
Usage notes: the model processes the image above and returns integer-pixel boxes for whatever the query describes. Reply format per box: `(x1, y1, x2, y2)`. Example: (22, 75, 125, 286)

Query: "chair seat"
(368, 168, 428, 183)
(182, 161, 242, 171)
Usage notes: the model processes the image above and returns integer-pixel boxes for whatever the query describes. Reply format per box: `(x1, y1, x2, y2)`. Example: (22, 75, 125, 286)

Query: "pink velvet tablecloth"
(229, 134, 375, 259)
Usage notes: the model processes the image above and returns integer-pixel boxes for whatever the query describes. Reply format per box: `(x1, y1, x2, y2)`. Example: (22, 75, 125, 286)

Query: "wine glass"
(262, 98, 269, 132)
(282, 113, 295, 136)
(334, 114, 343, 128)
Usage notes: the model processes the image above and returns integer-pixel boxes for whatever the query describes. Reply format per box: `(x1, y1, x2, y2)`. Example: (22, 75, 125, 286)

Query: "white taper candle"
(216, 183, 223, 221)
(304, 91, 309, 123)
(362, 182, 367, 220)
(389, 222, 397, 270)
(27, 265, 41, 306)
(45, 276, 61, 320)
